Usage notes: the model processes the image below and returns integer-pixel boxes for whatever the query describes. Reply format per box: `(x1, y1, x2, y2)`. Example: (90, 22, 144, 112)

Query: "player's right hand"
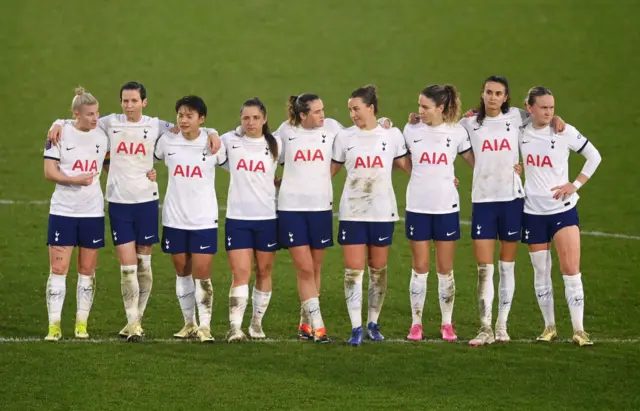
(408, 112, 420, 125)
(72, 172, 98, 186)
(146, 169, 157, 182)
(48, 125, 63, 145)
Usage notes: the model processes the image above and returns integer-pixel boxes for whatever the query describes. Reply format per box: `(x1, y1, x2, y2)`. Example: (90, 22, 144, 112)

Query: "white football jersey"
(460, 107, 526, 203)
(155, 130, 227, 230)
(220, 131, 282, 220)
(332, 125, 407, 222)
(275, 118, 343, 211)
(520, 123, 589, 215)
(44, 124, 109, 217)
(403, 122, 471, 214)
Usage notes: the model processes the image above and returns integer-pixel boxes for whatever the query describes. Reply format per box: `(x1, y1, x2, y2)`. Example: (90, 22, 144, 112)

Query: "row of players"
(43, 77, 601, 346)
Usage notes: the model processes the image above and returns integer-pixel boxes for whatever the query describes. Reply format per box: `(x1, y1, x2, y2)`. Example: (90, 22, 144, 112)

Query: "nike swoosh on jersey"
(232, 145, 241, 149)
(288, 137, 297, 141)
(66, 147, 76, 151)
(413, 139, 423, 143)
(347, 146, 356, 151)
(167, 153, 176, 156)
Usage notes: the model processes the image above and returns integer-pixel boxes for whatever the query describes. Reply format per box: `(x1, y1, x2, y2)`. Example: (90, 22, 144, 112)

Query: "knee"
(50, 264, 68, 275)
(436, 262, 453, 274)
(77, 261, 96, 276)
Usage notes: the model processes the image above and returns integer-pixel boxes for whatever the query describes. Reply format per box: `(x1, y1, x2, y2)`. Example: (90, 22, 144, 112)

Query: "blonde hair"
(71, 87, 98, 112)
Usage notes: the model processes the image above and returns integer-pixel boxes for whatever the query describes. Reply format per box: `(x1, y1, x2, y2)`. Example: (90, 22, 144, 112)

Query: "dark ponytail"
(287, 93, 320, 126)
(476, 75, 511, 126)
(241, 97, 278, 162)
(350, 85, 379, 114)
(421, 84, 461, 124)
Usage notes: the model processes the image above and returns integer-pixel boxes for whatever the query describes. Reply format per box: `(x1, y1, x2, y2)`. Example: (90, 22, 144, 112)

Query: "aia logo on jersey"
(237, 159, 266, 173)
(174, 165, 203, 178)
(354, 156, 383, 169)
(526, 154, 553, 168)
(419, 152, 448, 165)
(115, 142, 146, 155)
(294, 149, 324, 162)
(481, 138, 512, 152)
(72, 160, 99, 172)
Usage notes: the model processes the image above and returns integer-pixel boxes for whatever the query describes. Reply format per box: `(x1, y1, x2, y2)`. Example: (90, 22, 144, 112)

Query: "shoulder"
(324, 118, 343, 132)
(220, 130, 238, 142)
(274, 120, 292, 136)
(337, 125, 358, 139)
(447, 123, 468, 138)
(557, 124, 579, 138)
(459, 116, 477, 130)
(403, 122, 425, 134)
(383, 126, 404, 140)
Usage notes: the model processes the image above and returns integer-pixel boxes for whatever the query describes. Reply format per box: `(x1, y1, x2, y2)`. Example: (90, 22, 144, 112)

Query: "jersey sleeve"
(43, 137, 61, 160)
(104, 133, 111, 166)
(332, 130, 347, 163)
(275, 135, 283, 164)
(565, 125, 590, 153)
(216, 139, 228, 167)
(219, 131, 233, 172)
(154, 133, 167, 161)
(97, 114, 115, 135)
(457, 128, 472, 154)
(278, 134, 286, 165)
(156, 119, 175, 137)
(393, 128, 408, 159)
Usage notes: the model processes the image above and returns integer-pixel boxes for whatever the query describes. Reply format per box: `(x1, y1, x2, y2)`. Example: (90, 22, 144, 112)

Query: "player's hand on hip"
(551, 183, 576, 200)
(454, 177, 460, 188)
(513, 163, 523, 176)
(146, 169, 157, 182)
(48, 125, 63, 145)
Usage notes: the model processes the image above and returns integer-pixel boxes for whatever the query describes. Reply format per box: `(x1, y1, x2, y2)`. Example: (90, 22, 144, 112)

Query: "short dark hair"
(350, 85, 378, 114)
(120, 81, 147, 101)
(175, 95, 207, 117)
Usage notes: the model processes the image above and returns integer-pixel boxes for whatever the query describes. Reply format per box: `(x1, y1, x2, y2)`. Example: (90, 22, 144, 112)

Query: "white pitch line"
(0, 337, 638, 344)
(2, 199, 638, 241)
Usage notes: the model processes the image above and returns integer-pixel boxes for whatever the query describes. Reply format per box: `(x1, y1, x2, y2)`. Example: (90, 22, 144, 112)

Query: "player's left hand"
(274, 176, 282, 187)
(551, 116, 566, 133)
(454, 177, 460, 188)
(208, 133, 221, 154)
(463, 109, 478, 118)
(378, 118, 391, 129)
(514, 163, 523, 176)
(168, 126, 180, 134)
(146, 169, 157, 182)
(551, 183, 576, 200)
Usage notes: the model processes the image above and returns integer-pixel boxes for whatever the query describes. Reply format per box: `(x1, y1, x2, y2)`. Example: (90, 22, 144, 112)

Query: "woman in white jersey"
(154, 96, 227, 343)
(403, 85, 474, 342)
(459, 75, 564, 346)
(275, 94, 341, 343)
(331, 85, 409, 346)
(47, 82, 221, 342)
(221, 98, 282, 342)
(520, 87, 601, 347)
(43, 88, 109, 341)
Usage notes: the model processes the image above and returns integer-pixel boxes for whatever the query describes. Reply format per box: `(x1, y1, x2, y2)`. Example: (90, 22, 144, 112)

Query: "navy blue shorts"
(47, 214, 105, 249)
(225, 218, 278, 252)
(522, 207, 580, 245)
(161, 226, 218, 255)
(471, 198, 524, 241)
(405, 211, 460, 241)
(337, 221, 395, 246)
(278, 210, 334, 249)
(108, 200, 159, 246)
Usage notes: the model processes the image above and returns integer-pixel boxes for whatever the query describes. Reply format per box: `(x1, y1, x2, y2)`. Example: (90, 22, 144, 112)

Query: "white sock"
(437, 271, 455, 325)
(46, 273, 66, 325)
(367, 266, 388, 324)
(477, 264, 494, 328)
(120, 265, 140, 325)
(344, 269, 364, 329)
(195, 279, 213, 329)
(409, 270, 428, 325)
(299, 305, 309, 326)
(563, 273, 585, 332)
(251, 287, 272, 326)
(176, 275, 196, 325)
(136, 254, 153, 321)
(496, 260, 515, 329)
(76, 274, 95, 323)
(531, 250, 555, 327)
(302, 297, 325, 331)
(229, 285, 249, 328)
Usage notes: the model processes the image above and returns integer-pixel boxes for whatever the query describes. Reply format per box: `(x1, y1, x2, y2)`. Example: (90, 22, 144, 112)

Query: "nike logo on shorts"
(92, 239, 102, 244)
(507, 231, 519, 236)
(446, 231, 456, 236)
(144, 235, 154, 240)
(321, 238, 331, 244)
(267, 243, 277, 248)
(199, 245, 210, 250)
(378, 237, 389, 241)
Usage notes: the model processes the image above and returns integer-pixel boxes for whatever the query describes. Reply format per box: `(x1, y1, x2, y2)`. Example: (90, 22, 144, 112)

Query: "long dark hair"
(350, 85, 378, 114)
(287, 93, 320, 126)
(241, 97, 278, 162)
(476, 75, 510, 126)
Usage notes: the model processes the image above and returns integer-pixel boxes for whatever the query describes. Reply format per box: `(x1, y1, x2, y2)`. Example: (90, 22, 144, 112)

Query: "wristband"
(572, 180, 583, 190)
